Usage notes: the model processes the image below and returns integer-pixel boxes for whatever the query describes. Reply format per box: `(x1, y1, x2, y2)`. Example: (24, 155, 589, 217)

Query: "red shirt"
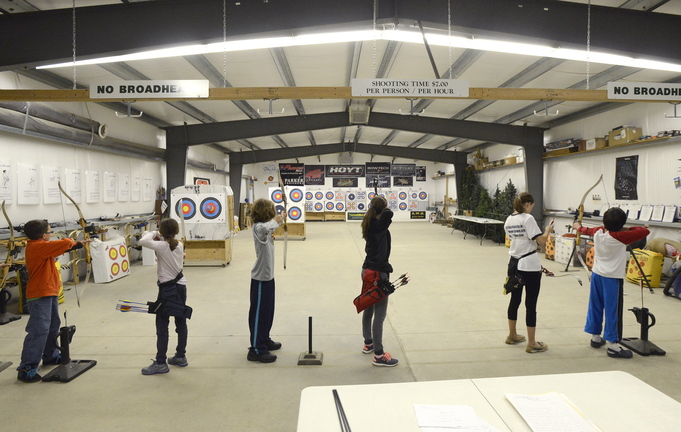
(26, 237, 77, 299)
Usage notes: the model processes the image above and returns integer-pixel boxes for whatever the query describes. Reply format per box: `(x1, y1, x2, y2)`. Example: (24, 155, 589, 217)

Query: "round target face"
(201, 197, 223, 219)
(121, 260, 129, 272)
(108, 247, 118, 260)
(315, 191, 324, 200)
(399, 191, 407, 200)
(175, 198, 196, 220)
(336, 202, 345, 211)
(358, 203, 366, 211)
(288, 207, 302, 221)
(290, 188, 303, 202)
(325, 191, 334, 200)
(399, 202, 408, 211)
(111, 263, 120, 276)
(326, 202, 335, 210)
(271, 190, 284, 203)
(419, 191, 428, 200)
(368, 192, 377, 200)
(305, 191, 313, 200)
(119, 245, 127, 257)
(411, 192, 418, 199)
(348, 193, 356, 201)
(314, 202, 324, 211)
(275, 204, 286, 215)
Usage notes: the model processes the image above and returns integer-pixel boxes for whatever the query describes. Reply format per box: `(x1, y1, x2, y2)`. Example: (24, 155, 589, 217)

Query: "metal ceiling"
(1, 0, 681, 159)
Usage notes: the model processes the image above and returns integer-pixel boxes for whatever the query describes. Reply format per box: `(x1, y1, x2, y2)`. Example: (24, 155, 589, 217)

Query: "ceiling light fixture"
(37, 28, 681, 73)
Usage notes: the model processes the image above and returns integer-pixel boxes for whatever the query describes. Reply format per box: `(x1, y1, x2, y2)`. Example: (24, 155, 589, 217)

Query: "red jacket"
(26, 238, 77, 299)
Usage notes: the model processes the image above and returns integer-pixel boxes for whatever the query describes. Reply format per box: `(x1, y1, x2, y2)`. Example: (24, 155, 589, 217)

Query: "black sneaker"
(18, 368, 42, 383)
(168, 355, 188, 367)
(247, 350, 277, 363)
(266, 340, 282, 351)
(607, 347, 633, 359)
(590, 339, 606, 349)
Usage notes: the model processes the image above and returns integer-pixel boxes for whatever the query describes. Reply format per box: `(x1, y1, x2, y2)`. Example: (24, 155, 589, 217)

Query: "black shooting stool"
(42, 312, 97, 382)
(619, 247, 666, 356)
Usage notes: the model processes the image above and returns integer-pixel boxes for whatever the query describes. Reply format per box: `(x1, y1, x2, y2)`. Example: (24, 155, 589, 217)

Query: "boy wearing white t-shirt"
(573, 207, 649, 358)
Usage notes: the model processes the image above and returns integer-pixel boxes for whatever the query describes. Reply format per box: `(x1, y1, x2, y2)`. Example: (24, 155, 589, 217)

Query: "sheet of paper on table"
(414, 404, 502, 432)
(505, 392, 602, 432)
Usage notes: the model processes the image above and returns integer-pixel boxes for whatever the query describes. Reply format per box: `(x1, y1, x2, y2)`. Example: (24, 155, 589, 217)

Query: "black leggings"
(507, 270, 542, 327)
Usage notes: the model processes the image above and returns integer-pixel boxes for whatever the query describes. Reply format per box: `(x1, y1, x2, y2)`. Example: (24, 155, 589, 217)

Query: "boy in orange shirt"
(17, 220, 86, 383)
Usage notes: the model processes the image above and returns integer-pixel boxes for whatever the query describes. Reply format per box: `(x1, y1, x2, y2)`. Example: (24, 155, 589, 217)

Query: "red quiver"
(353, 270, 394, 313)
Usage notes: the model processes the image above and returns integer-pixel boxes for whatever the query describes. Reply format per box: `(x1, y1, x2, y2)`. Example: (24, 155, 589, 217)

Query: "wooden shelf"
(475, 161, 523, 171)
(432, 174, 456, 179)
(543, 136, 679, 160)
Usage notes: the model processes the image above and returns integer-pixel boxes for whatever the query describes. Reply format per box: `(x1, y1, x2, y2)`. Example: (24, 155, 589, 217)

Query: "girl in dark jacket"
(360, 196, 398, 367)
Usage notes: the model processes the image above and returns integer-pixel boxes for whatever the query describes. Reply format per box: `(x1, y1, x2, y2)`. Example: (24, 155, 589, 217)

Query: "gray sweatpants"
(361, 270, 390, 355)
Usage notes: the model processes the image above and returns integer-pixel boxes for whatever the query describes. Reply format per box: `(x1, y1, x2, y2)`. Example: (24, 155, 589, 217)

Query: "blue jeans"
(18, 296, 61, 371)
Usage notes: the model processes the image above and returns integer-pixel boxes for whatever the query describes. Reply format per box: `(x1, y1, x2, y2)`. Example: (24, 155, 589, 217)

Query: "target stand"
(298, 316, 323, 366)
(42, 325, 97, 383)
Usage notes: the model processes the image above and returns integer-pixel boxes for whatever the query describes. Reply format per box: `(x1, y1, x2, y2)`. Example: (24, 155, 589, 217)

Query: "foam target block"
(91, 238, 131, 283)
(585, 241, 595, 270)
(554, 236, 581, 267)
(544, 234, 555, 260)
(627, 249, 664, 288)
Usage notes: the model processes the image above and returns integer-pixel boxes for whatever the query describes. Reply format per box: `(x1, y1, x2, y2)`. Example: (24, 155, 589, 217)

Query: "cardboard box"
(609, 126, 641, 146)
(503, 156, 517, 165)
(585, 137, 607, 151)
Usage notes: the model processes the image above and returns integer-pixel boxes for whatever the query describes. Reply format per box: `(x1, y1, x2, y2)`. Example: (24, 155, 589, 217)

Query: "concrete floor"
(1, 221, 680, 431)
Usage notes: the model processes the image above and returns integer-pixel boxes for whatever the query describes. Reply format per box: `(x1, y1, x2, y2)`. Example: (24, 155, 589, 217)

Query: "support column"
(524, 141, 545, 226)
(453, 151, 468, 213)
(165, 128, 188, 196)
(229, 157, 243, 207)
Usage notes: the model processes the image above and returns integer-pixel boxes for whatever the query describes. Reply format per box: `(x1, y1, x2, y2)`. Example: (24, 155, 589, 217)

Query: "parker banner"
(615, 155, 639, 200)
(305, 165, 325, 186)
(279, 163, 305, 186)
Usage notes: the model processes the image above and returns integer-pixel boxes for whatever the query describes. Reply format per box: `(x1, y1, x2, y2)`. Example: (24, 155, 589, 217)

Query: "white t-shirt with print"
(504, 212, 542, 272)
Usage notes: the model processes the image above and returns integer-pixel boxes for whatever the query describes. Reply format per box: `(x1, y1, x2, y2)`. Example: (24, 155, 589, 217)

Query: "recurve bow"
(277, 168, 288, 270)
(58, 181, 91, 306)
(0, 201, 16, 292)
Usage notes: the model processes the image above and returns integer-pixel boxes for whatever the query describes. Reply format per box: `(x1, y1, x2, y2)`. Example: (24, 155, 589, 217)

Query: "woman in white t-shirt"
(503, 192, 554, 354)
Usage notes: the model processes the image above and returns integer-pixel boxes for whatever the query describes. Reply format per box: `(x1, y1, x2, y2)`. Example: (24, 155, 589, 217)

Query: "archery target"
(171, 193, 227, 223)
(368, 192, 377, 200)
(335, 191, 345, 201)
(92, 238, 130, 284)
(290, 188, 304, 203)
(315, 191, 324, 201)
(200, 197, 223, 220)
(271, 189, 284, 203)
(288, 207, 303, 221)
(335, 202, 345, 211)
(314, 202, 324, 211)
(358, 202, 366, 211)
(419, 191, 428, 200)
(268, 186, 306, 222)
(399, 202, 408, 211)
(175, 198, 197, 220)
(399, 191, 407, 200)
(348, 192, 356, 201)
(325, 191, 334, 201)
(326, 201, 335, 211)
